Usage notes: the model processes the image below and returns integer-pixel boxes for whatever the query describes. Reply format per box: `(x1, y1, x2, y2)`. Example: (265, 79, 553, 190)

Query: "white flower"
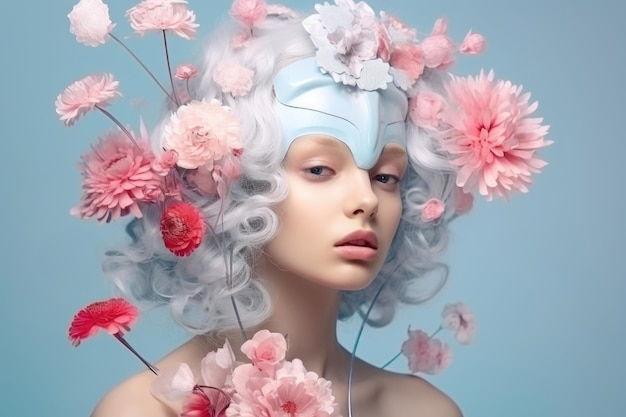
(68, 0, 116, 47)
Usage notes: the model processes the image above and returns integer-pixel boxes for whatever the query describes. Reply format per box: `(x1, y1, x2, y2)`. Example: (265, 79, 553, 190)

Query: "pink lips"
(334, 230, 378, 261)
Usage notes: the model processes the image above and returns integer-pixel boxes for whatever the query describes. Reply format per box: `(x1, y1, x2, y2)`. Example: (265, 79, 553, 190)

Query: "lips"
(335, 230, 378, 249)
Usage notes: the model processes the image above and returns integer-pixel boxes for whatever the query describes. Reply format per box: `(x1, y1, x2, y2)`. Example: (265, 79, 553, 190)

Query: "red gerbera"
(182, 387, 230, 417)
(68, 298, 138, 347)
(160, 202, 206, 256)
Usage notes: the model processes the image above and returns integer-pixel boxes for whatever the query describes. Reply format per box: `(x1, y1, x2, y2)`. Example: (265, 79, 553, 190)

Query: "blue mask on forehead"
(273, 57, 408, 169)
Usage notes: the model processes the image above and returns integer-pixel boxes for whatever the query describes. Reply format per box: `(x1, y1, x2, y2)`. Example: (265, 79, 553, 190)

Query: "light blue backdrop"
(1, 0, 624, 416)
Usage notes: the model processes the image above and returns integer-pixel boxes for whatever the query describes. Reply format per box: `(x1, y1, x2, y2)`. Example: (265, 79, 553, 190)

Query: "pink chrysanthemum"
(55, 73, 120, 126)
(71, 131, 163, 222)
(212, 61, 255, 97)
(68, 0, 116, 47)
(441, 302, 477, 345)
(160, 202, 206, 256)
(163, 99, 242, 170)
(230, 0, 268, 29)
(441, 70, 551, 200)
(127, 0, 198, 40)
(68, 298, 138, 347)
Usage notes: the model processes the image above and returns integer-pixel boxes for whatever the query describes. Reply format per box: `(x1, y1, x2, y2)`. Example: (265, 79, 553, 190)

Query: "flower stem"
(109, 33, 176, 104)
(430, 325, 443, 338)
(95, 105, 141, 151)
(380, 352, 402, 369)
(228, 247, 248, 342)
(113, 333, 159, 375)
(161, 31, 180, 106)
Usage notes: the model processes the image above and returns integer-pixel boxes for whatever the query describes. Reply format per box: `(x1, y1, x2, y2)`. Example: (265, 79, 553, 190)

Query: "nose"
(345, 169, 378, 218)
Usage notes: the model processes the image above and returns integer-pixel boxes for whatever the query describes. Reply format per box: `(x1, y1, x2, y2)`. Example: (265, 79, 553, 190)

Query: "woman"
(59, 0, 549, 416)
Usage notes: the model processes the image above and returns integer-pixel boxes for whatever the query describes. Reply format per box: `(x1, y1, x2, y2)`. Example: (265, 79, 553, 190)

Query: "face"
(261, 135, 408, 291)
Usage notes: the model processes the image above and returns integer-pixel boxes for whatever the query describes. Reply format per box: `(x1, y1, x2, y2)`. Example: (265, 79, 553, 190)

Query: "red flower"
(160, 202, 206, 256)
(68, 298, 138, 347)
(182, 387, 229, 417)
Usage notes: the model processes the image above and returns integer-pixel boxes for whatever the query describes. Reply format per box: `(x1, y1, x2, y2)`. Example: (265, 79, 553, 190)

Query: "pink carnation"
(213, 61, 255, 97)
(230, 0, 268, 28)
(421, 18, 456, 70)
(409, 91, 444, 128)
(127, 0, 198, 40)
(441, 302, 477, 345)
(460, 30, 486, 55)
(241, 330, 287, 373)
(401, 328, 452, 375)
(162, 99, 242, 170)
(55, 73, 120, 126)
(71, 131, 163, 222)
(389, 42, 424, 85)
(68, 0, 116, 47)
(441, 70, 551, 200)
(175, 63, 198, 80)
(421, 198, 445, 222)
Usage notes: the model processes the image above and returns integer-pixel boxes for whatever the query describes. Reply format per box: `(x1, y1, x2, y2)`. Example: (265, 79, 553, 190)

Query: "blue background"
(1, 0, 624, 416)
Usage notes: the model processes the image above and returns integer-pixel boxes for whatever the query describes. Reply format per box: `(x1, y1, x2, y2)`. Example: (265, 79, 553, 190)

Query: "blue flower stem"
(380, 351, 402, 369)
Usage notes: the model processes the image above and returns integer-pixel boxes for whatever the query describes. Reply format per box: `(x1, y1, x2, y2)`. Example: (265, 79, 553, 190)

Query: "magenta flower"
(127, 0, 198, 40)
(460, 30, 486, 55)
(230, 0, 268, 29)
(401, 328, 452, 375)
(212, 61, 255, 97)
(421, 198, 445, 222)
(71, 131, 163, 222)
(441, 70, 551, 200)
(441, 302, 477, 345)
(68, 0, 116, 47)
(55, 73, 120, 126)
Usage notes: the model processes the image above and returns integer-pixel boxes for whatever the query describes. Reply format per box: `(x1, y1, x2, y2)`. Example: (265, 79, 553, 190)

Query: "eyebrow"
(379, 146, 407, 161)
(305, 136, 346, 150)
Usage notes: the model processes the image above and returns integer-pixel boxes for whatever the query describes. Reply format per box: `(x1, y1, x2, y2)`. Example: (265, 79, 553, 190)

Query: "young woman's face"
(261, 135, 408, 290)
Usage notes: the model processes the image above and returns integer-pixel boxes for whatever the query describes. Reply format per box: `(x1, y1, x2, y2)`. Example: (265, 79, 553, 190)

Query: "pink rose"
(151, 149, 179, 176)
(409, 91, 444, 128)
(441, 302, 477, 345)
(421, 198, 445, 222)
(389, 42, 424, 84)
(241, 330, 287, 373)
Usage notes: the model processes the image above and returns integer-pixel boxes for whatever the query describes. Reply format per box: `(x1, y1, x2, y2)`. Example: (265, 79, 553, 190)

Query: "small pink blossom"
(68, 0, 116, 47)
(212, 61, 255, 97)
(401, 328, 452, 375)
(230, 0, 268, 28)
(421, 198, 445, 222)
(389, 42, 424, 85)
(55, 73, 120, 126)
(231, 30, 252, 49)
(453, 186, 474, 215)
(162, 99, 242, 170)
(241, 330, 287, 373)
(151, 149, 178, 176)
(421, 18, 456, 70)
(460, 30, 486, 55)
(175, 63, 198, 80)
(127, 0, 198, 40)
(441, 302, 477, 345)
(441, 70, 551, 200)
(409, 91, 444, 129)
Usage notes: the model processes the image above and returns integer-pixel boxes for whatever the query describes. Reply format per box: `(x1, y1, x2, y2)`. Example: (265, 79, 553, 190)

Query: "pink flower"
(421, 198, 445, 222)
(441, 302, 477, 345)
(160, 202, 206, 256)
(163, 99, 242, 170)
(389, 42, 424, 85)
(409, 91, 444, 128)
(182, 387, 230, 417)
(231, 31, 252, 49)
(241, 330, 287, 373)
(175, 63, 198, 80)
(376, 23, 392, 62)
(441, 70, 551, 200)
(55, 73, 120, 126)
(453, 186, 474, 215)
(151, 149, 179, 176)
(70, 131, 163, 222)
(230, 0, 268, 28)
(212, 61, 255, 97)
(401, 328, 452, 375)
(460, 30, 486, 55)
(68, 0, 116, 47)
(68, 298, 138, 347)
(127, 0, 198, 40)
(421, 18, 456, 70)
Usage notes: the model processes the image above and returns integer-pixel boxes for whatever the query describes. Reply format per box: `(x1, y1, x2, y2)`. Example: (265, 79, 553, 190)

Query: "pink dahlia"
(441, 70, 551, 200)
(127, 0, 198, 39)
(71, 131, 163, 222)
(160, 202, 206, 256)
(55, 73, 120, 126)
(163, 99, 242, 170)
(441, 302, 477, 345)
(68, 0, 116, 47)
(68, 298, 138, 346)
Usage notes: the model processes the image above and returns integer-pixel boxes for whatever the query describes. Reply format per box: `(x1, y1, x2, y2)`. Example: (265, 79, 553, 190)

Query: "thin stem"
(229, 246, 248, 342)
(430, 325, 443, 339)
(95, 105, 141, 151)
(162, 30, 180, 106)
(109, 33, 176, 104)
(380, 351, 402, 370)
(113, 333, 159, 375)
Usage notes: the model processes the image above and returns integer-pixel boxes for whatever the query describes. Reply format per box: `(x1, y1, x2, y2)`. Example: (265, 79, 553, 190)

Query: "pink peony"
(389, 42, 424, 85)
(151, 149, 179, 176)
(212, 61, 255, 97)
(441, 302, 477, 345)
(401, 328, 452, 375)
(127, 0, 198, 40)
(460, 30, 486, 55)
(241, 330, 287, 373)
(163, 99, 242, 170)
(441, 70, 551, 200)
(68, 0, 116, 47)
(421, 18, 456, 70)
(71, 131, 162, 222)
(409, 91, 444, 129)
(421, 198, 445, 222)
(55, 73, 120, 126)
(175, 63, 198, 80)
(230, 0, 268, 28)
(160, 202, 206, 256)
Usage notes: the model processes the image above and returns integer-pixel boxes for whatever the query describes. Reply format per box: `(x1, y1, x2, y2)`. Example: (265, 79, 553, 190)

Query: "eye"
(374, 174, 400, 184)
(306, 166, 334, 177)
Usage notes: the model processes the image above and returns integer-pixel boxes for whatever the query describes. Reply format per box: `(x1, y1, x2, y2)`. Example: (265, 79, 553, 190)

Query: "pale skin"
(92, 136, 462, 417)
